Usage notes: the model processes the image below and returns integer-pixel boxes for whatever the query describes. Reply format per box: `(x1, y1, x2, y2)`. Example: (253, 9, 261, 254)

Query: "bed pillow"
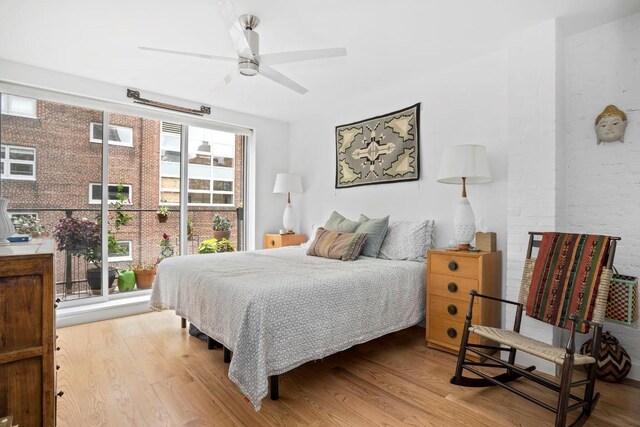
(323, 211, 360, 232)
(306, 227, 368, 261)
(355, 215, 390, 258)
(303, 224, 319, 249)
(378, 220, 435, 261)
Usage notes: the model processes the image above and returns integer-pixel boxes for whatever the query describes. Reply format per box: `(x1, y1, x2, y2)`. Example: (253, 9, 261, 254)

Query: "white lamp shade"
(273, 173, 303, 194)
(437, 144, 492, 184)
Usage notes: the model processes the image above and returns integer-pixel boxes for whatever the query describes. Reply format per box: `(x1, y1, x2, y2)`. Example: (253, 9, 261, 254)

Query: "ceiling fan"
(139, 0, 347, 95)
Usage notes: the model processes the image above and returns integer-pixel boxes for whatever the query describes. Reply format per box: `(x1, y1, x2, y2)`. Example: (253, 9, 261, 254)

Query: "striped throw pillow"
(306, 227, 368, 261)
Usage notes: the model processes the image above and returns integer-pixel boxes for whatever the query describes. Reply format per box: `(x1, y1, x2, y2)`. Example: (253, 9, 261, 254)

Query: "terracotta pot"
(212, 230, 231, 240)
(134, 268, 157, 289)
(157, 213, 168, 223)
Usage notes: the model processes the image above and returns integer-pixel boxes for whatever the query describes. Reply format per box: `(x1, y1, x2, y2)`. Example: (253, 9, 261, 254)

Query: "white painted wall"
(0, 59, 289, 251)
(564, 13, 640, 379)
(289, 50, 509, 269)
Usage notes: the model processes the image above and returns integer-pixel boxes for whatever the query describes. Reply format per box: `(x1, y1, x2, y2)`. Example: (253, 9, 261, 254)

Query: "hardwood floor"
(56, 311, 640, 426)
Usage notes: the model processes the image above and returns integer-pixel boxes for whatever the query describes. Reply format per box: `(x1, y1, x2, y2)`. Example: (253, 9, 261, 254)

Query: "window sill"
(56, 293, 152, 328)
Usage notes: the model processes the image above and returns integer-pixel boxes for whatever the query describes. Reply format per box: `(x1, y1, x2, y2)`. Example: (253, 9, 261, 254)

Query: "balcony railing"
(9, 206, 244, 301)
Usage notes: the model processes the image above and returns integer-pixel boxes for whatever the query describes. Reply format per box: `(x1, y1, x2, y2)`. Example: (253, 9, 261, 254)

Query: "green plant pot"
(117, 269, 136, 292)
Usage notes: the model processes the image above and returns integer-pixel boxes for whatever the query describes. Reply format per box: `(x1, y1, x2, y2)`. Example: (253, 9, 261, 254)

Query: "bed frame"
(181, 317, 280, 400)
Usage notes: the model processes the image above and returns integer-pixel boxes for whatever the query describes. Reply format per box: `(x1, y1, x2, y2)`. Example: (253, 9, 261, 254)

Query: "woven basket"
(605, 271, 638, 326)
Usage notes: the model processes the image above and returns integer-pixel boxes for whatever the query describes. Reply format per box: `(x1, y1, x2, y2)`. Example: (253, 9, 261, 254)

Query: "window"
(160, 122, 235, 206)
(10, 212, 38, 220)
(1, 94, 37, 118)
(0, 145, 36, 180)
(108, 241, 132, 262)
(89, 183, 132, 204)
(89, 123, 133, 147)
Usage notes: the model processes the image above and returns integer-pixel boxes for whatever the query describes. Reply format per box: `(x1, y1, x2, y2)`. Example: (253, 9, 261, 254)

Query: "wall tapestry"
(335, 103, 420, 188)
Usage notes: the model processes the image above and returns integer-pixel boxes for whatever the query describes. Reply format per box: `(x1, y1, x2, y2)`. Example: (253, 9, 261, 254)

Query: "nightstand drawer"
(429, 273, 478, 300)
(430, 253, 479, 279)
(429, 294, 478, 323)
(263, 233, 307, 249)
(429, 318, 480, 349)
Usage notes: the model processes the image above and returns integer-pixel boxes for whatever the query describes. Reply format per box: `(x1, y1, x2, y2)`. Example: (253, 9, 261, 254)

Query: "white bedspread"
(149, 247, 425, 410)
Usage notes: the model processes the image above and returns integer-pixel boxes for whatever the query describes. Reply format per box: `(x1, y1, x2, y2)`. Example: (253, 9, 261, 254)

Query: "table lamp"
(273, 173, 303, 233)
(437, 145, 492, 250)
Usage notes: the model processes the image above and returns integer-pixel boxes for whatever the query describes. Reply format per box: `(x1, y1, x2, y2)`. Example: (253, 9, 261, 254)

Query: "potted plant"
(187, 217, 194, 240)
(131, 263, 157, 289)
(157, 205, 169, 223)
(12, 215, 46, 237)
(158, 233, 175, 262)
(197, 237, 235, 254)
(54, 217, 121, 293)
(212, 214, 232, 240)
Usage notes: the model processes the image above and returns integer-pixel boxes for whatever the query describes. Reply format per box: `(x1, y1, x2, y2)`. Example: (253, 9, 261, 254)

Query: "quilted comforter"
(149, 246, 425, 410)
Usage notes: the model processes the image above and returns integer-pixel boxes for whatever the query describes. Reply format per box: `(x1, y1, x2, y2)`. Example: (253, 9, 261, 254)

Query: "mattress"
(150, 246, 425, 409)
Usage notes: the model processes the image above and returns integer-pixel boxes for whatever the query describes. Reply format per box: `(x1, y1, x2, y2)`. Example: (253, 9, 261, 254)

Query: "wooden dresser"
(426, 249, 501, 356)
(263, 233, 307, 249)
(0, 239, 57, 427)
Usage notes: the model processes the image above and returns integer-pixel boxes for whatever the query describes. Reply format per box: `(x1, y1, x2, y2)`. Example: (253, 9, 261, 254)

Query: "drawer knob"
(447, 328, 457, 338)
(271, 240, 275, 246)
(448, 261, 458, 271)
(56, 346, 60, 351)
(57, 391, 64, 397)
(447, 304, 458, 315)
(56, 364, 60, 371)
(447, 282, 458, 293)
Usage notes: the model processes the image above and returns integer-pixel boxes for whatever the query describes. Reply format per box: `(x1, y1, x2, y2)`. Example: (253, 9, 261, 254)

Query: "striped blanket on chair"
(526, 233, 611, 333)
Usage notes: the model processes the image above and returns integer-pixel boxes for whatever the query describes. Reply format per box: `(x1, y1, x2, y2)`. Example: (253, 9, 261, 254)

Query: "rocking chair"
(451, 232, 619, 427)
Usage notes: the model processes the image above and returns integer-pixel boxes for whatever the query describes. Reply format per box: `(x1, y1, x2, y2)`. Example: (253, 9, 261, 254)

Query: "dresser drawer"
(429, 273, 478, 301)
(430, 253, 479, 279)
(428, 294, 478, 323)
(429, 318, 480, 349)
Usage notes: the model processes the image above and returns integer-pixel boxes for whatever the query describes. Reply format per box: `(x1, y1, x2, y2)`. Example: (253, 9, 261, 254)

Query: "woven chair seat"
(469, 326, 596, 365)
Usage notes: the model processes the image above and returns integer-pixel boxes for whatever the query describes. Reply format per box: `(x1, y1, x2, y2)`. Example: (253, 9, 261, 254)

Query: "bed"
(149, 246, 426, 410)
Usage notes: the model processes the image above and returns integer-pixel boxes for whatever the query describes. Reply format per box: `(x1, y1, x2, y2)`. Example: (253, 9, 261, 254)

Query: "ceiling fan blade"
(260, 47, 347, 65)
(138, 46, 236, 62)
(217, 0, 255, 59)
(259, 65, 308, 95)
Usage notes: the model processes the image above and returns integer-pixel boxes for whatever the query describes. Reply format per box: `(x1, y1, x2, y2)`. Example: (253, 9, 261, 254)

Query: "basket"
(605, 270, 638, 326)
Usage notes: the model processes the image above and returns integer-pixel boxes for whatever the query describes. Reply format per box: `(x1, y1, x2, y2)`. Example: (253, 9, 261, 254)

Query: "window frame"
(89, 122, 134, 147)
(108, 240, 133, 262)
(0, 144, 37, 181)
(88, 183, 133, 205)
(159, 122, 235, 207)
(1, 94, 37, 119)
(10, 211, 39, 220)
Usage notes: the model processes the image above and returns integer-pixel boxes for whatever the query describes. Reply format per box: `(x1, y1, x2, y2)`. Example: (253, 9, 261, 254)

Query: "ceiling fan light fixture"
(238, 60, 259, 76)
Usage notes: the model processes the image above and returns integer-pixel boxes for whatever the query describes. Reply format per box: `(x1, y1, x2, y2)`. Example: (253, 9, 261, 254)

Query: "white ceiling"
(1, 0, 639, 122)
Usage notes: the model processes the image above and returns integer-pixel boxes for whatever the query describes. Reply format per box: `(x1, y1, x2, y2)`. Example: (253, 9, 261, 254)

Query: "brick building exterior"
(1, 97, 244, 297)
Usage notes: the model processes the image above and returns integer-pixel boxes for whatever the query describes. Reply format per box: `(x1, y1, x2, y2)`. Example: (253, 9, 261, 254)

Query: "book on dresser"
(426, 249, 502, 358)
(0, 239, 57, 427)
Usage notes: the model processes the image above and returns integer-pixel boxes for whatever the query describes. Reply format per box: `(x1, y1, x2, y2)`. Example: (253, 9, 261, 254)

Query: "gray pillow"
(356, 214, 390, 257)
(324, 211, 360, 232)
(378, 220, 435, 261)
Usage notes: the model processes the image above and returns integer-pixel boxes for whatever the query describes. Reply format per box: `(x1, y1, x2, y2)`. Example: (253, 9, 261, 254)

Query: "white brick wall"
(564, 13, 640, 380)
(506, 19, 561, 373)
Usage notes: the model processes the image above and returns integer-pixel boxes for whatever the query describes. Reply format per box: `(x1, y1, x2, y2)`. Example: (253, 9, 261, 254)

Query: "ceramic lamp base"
(454, 196, 476, 249)
(283, 203, 296, 232)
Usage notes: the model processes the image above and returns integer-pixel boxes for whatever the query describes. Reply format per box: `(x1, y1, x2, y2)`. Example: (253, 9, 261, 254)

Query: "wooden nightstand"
(263, 233, 307, 249)
(426, 249, 501, 356)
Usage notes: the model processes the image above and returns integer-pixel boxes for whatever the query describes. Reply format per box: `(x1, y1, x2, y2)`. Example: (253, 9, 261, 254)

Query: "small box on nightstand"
(475, 232, 496, 252)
